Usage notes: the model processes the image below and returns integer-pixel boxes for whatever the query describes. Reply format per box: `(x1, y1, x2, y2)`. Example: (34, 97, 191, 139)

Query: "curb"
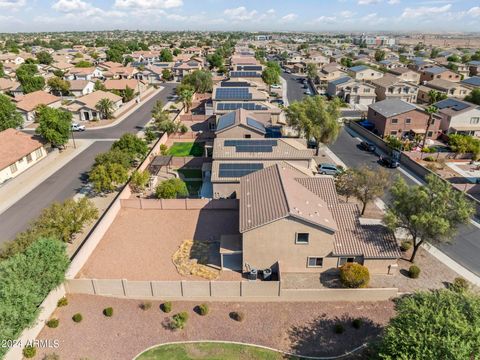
(132, 340, 368, 360)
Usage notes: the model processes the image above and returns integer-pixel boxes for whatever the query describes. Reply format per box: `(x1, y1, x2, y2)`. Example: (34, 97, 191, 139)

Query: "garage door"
(222, 254, 242, 271)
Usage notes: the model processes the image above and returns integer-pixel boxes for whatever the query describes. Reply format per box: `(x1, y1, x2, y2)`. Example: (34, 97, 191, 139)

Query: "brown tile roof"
(331, 203, 401, 259)
(0, 129, 44, 170)
(72, 90, 122, 110)
(239, 164, 337, 233)
(68, 80, 92, 91)
(16, 91, 60, 112)
(213, 138, 314, 160)
(104, 79, 139, 90)
(295, 176, 339, 206)
(69, 67, 96, 75)
(0, 78, 20, 91)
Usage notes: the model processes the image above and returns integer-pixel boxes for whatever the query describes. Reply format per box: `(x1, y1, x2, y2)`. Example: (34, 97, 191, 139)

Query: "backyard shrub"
(160, 144, 168, 155)
(450, 277, 470, 292)
(334, 323, 345, 334)
(169, 312, 189, 330)
(229, 311, 245, 322)
(144, 128, 157, 143)
(400, 241, 412, 252)
(352, 318, 362, 329)
(423, 156, 435, 162)
(197, 304, 209, 316)
(46, 318, 59, 328)
(161, 301, 172, 313)
(408, 265, 421, 279)
(339, 263, 370, 288)
(139, 301, 152, 311)
(57, 297, 68, 307)
(42, 354, 60, 360)
(421, 147, 435, 153)
(130, 170, 150, 193)
(155, 178, 188, 199)
(72, 313, 83, 323)
(23, 345, 36, 358)
(103, 307, 113, 317)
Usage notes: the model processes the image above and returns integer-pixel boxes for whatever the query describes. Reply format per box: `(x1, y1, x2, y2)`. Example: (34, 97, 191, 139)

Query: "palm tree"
(178, 88, 194, 113)
(122, 86, 136, 102)
(427, 90, 447, 105)
(422, 105, 438, 148)
(95, 98, 115, 120)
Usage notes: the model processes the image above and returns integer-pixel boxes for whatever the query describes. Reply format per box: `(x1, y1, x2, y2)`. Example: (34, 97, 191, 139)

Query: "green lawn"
(136, 342, 298, 360)
(167, 142, 204, 157)
(177, 168, 203, 179)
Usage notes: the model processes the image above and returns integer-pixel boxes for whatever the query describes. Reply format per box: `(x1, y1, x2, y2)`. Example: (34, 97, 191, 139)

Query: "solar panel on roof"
(230, 71, 262, 78)
(217, 103, 268, 111)
(218, 163, 264, 178)
(215, 88, 252, 100)
(435, 98, 470, 111)
(220, 81, 250, 87)
(224, 139, 277, 147)
(237, 65, 262, 71)
(216, 112, 236, 131)
(246, 117, 266, 132)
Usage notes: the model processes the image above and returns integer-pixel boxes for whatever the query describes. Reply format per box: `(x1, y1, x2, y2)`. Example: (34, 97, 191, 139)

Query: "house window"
(391, 118, 398, 124)
(427, 131, 433, 137)
(26, 154, 33, 163)
(390, 130, 397, 136)
(307, 257, 323, 268)
(405, 118, 411, 124)
(10, 163, 18, 173)
(244, 134, 252, 139)
(295, 233, 309, 244)
(364, 88, 370, 93)
(35, 148, 43, 159)
(339, 257, 355, 266)
(470, 117, 480, 124)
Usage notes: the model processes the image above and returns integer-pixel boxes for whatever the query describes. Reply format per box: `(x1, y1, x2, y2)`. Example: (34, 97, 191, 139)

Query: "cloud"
(0, 0, 25, 9)
(313, 15, 337, 23)
(358, 0, 381, 4)
(339, 10, 355, 18)
(224, 6, 258, 21)
(114, 0, 183, 9)
(280, 13, 298, 22)
(52, 0, 126, 19)
(387, 0, 400, 4)
(52, 0, 90, 12)
(401, 3, 451, 18)
(467, 7, 480, 17)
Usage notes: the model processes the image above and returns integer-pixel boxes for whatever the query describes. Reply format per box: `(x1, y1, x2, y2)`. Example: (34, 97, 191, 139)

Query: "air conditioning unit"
(262, 268, 272, 281)
(248, 268, 257, 281)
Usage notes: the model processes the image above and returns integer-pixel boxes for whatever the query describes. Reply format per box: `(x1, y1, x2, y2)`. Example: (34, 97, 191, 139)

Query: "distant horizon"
(0, 0, 479, 33)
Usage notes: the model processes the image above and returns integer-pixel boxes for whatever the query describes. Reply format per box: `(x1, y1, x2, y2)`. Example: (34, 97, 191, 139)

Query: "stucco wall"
(243, 217, 337, 273)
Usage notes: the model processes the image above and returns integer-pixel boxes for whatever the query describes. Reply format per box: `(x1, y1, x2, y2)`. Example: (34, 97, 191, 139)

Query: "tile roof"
(213, 138, 314, 160)
(68, 80, 92, 91)
(331, 203, 401, 258)
(104, 79, 139, 90)
(295, 176, 339, 206)
(462, 76, 480, 87)
(329, 76, 352, 86)
(215, 108, 266, 134)
(16, 91, 60, 112)
(349, 65, 369, 72)
(423, 66, 448, 75)
(0, 129, 44, 170)
(239, 164, 337, 233)
(72, 90, 122, 110)
(368, 99, 417, 118)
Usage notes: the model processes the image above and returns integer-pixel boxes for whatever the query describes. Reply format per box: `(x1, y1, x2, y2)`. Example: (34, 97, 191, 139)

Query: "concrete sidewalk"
(0, 139, 94, 215)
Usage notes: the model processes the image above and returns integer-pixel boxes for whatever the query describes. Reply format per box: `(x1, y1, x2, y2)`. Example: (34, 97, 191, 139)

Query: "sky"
(0, 0, 479, 33)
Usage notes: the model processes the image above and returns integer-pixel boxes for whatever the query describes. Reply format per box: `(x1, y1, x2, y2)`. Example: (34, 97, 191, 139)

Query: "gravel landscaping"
(34, 294, 395, 360)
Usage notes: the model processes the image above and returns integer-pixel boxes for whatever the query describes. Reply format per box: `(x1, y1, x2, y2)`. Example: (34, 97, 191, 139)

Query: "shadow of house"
(288, 314, 384, 357)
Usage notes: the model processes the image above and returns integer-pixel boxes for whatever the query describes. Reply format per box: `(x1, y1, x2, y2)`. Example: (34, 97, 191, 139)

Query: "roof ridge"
(275, 164, 291, 215)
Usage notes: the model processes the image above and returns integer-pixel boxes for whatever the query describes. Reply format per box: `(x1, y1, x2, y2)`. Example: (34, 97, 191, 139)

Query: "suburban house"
(210, 138, 315, 199)
(103, 79, 147, 96)
(15, 90, 62, 123)
(64, 90, 123, 121)
(468, 61, 480, 76)
(0, 78, 21, 94)
(347, 65, 383, 81)
(215, 109, 268, 138)
(388, 67, 421, 84)
(103, 66, 138, 80)
(228, 70, 263, 81)
(173, 59, 203, 80)
(371, 74, 418, 103)
(434, 98, 480, 137)
(326, 77, 376, 106)
(66, 67, 103, 81)
(418, 79, 471, 103)
(318, 64, 348, 84)
(67, 80, 94, 97)
(461, 76, 480, 90)
(419, 66, 461, 83)
(0, 129, 47, 184)
(367, 98, 438, 139)
(220, 163, 401, 274)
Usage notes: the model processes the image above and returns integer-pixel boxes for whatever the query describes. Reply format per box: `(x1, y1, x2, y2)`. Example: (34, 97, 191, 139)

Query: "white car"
(71, 123, 86, 131)
(270, 84, 281, 89)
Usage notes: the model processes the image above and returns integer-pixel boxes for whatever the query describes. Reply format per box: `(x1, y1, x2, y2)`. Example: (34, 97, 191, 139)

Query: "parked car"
(270, 84, 281, 89)
(379, 154, 399, 168)
(359, 141, 376, 152)
(71, 123, 85, 132)
(318, 163, 342, 176)
(284, 68, 291, 74)
(304, 89, 313, 95)
(271, 99, 284, 106)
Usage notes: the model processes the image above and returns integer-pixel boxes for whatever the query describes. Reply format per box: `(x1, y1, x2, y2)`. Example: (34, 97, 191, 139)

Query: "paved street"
(0, 84, 177, 246)
(282, 73, 480, 277)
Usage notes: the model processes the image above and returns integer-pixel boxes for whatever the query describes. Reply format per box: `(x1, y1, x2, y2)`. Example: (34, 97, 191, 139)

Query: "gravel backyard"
(78, 209, 240, 281)
(35, 294, 396, 360)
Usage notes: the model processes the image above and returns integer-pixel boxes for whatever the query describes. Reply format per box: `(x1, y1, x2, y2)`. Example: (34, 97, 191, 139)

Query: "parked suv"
(318, 163, 342, 176)
(71, 123, 85, 131)
(359, 141, 376, 152)
(379, 154, 399, 168)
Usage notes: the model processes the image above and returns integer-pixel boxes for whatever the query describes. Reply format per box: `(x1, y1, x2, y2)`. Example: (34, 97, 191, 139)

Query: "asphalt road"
(282, 72, 480, 277)
(0, 84, 177, 246)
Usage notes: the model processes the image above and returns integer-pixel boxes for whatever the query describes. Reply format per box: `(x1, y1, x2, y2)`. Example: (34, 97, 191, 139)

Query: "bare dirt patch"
(35, 294, 395, 360)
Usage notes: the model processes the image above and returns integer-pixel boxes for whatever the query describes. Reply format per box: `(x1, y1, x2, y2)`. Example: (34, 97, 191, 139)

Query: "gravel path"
(35, 294, 395, 360)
